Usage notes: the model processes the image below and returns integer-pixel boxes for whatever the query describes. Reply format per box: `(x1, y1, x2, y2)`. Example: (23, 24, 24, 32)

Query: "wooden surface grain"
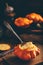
(0, 33, 43, 65)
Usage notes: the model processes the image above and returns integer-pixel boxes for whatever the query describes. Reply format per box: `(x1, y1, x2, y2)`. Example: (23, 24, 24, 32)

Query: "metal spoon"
(4, 21, 23, 43)
(0, 21, 23, 56)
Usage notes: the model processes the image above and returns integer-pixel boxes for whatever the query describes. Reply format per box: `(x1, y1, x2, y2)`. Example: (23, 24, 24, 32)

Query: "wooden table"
(0, 33, 43, 65)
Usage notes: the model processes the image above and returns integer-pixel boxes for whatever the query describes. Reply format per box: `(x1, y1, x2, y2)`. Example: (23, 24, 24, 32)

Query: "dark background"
(0, 0, 43, 18)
